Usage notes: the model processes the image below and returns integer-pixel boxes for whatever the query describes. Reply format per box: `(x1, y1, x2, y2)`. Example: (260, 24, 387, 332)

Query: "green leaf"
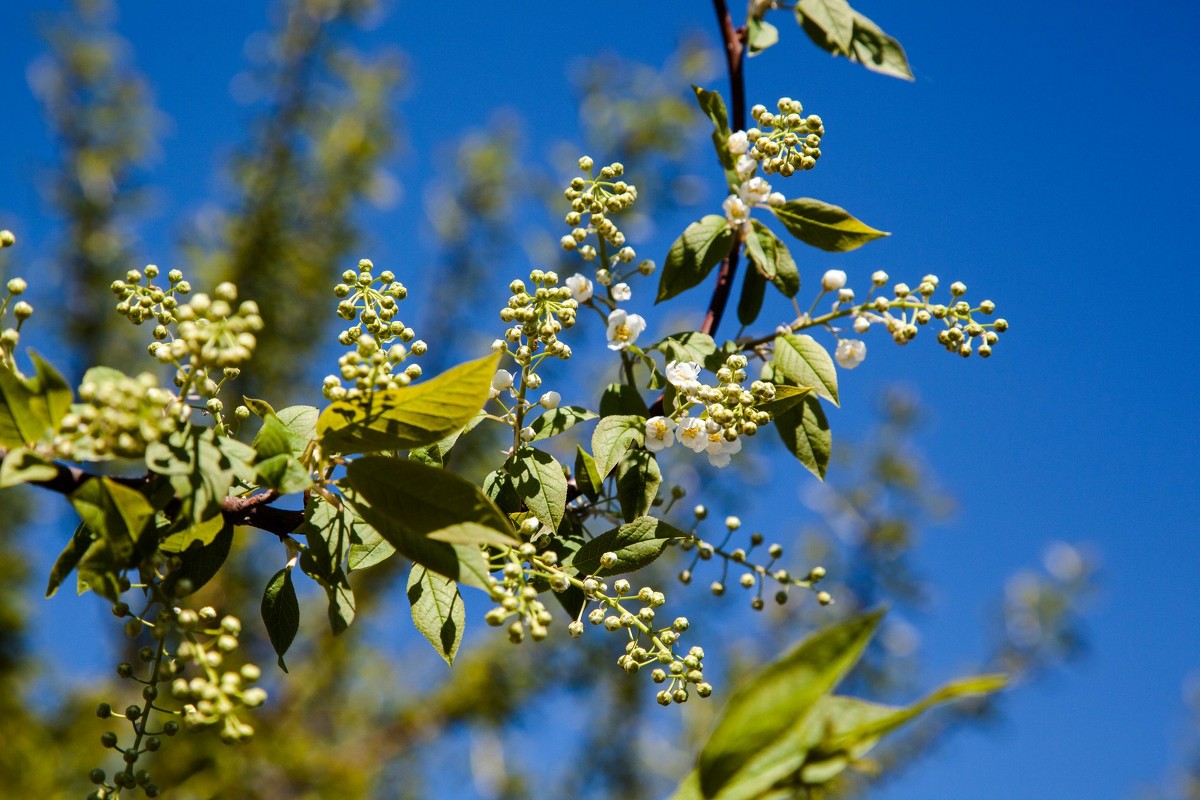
(529, 405, 597, 442)
(241, 397, 276, 418)
(747, 15, 780, 55)
(651, 331, 722, 372)
(46, 523, 92, 598)
(255, 453, 313, 494)
(253, 413, 295, 460)
(746, 219, 800, 297)
(771, 198, 888, 252)
(846, 10, 914, 80)
(696, 610, 884, 799)
(737, 264, 767, 326)
(569, 516, 688, 577)
(508, 447, 567, 531)
(317, 352, 499, 455)
(158, 513, 226, 553)
(145, 428, 236, 526)
(269, 405, 319, 453)
(162, 522, 234, 597)
(343, 456, 514, 588)
(591, 414, 646, 479)
(0, 446, 57, 487)
(27, 351, 72, 432)
(261, 568, 299, 672)
(616, 449, 661, 524)
(0, 365, 42, 448)
(692, 85, 736, 180)
(407, 563, 465, 666)
(599, 383, 648, 417)
(574, 445, 602, 502)
(774, 333, 839, 406)
(70, 477, 156, 565)
(756, 384, 812, 418)
(775, 394, 832, 479)
(330, 500, 395, 572)
(795, 0, 855, 52)
(657, 216, 736, 303)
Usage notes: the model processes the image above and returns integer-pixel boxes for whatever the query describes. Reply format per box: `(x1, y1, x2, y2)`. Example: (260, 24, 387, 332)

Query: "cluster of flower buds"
(0, 273, 32, 366)
(562, 156, 638, 255)
(644, 354, 775, 468)
(170, 608, 265, 743)
(576, 575, 711, 704)
(323, 259, 424, 400)
(733, 97, 825, 178)
(485, 542, 557, 643)
(843, 271, 1008, 359)
(498, 269, 577, 361)
(678, 510, 833, 609)
(56, 371, 181, 459)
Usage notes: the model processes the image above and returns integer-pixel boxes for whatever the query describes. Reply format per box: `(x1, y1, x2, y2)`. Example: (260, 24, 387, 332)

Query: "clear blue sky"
(2, 1, 1199, 798)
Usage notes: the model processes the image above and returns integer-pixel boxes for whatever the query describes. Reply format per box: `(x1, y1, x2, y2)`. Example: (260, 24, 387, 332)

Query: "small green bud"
(0, 230, 15, 247)
(6, 277, 26, 294)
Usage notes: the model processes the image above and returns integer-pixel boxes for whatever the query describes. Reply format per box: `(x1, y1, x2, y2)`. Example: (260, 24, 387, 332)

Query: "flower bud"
(821, 270, 847, 292)
(539, 391, 560, 409)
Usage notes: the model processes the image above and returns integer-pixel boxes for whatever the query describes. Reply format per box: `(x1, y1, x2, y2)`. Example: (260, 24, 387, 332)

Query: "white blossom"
(735, 154, 757, 180)
(837, 288, 855, 303)
(539, 391, 561, 409)
(768, 191, 786, 207)
(853, 315, 871, 334)
(871, 270, 889, 286)
(677, 417, 709, 452)
(565, 273, 593, 303)
(492, 369, 514, 391)
(606, 309, 646, 350)
(705, 432, 743, 468)
(665, 360, 702, 388)
(835, 339, 867, 369)
(612, 282, 631, 301)
(645, 416, 677, 452)
(740, 177, 771, 205)
(727, 130, 749, 155)
(722, 194, 750, 224)
(821, 269, 847, 292)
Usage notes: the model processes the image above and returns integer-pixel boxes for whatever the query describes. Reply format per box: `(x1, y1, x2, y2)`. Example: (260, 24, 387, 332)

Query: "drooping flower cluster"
(644, 354, 775, 468)
(323, 259, 423, 401)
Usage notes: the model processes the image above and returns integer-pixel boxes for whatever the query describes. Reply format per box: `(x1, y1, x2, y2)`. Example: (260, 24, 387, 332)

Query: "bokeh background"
(0, 1, 1197, 798)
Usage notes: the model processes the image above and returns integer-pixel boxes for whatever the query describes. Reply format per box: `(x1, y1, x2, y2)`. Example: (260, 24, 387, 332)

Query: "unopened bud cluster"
(498, 269, 577, 361)
(484, 542, 558, 643)
(840, 272, 1008, 359)
(644, 354, 775, 468)
(679, 513, 832, 610)
(171, 608, 265, 743)
(562, 157, 638, 258)
(736, 97, 825, 177)
(56, 371, 181, 459)
(323, 259, 424, 400)
(0, 270, 31, 366)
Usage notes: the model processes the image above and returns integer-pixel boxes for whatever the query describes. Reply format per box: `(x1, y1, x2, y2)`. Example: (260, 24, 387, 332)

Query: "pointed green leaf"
(771, 198, 888, 252)
(407, 563, 465, 666)
(591, 414, 646, 479)
(616, 449, 661, 523)
(847, 10, 914, 80)
(28, 351, 72, 432)
(46, 523, 93, 598)
(599, 383, 648, 417)
(317, 352, 500, 455)
(162, 522, 234, 597)
(158, 513, 226, 553)
(697, 610, 885, 798)
(747, 15, 780, 55)
(746, 219, 800, 297)
(70, 477, 156, 565)
(775, 394, 831, 479)
(529, 406, 597, 442)
(146, 428, 236, 526)
(0, 446, 57, 487)
(509, 447, 567, 531)
(261, 568, 299, 672)
(692, 85, 737, 182)
(795, 0, 913, 80)
(569, 516, 689, 577)
(756, 384, 812, 418)
(795, 0, 855, 51)
(737, 265, 768, 326)
(651, 331, 722, 371)
(658, 216, 736, 303)
(774, 333, 839, 406)
(0, 364, 41, 448)
(574, 445, 602, 502)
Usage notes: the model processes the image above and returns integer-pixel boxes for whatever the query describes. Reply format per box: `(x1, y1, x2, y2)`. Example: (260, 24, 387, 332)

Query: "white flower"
(871, 270, 889, 286)
(520, 426, 535, 442)
(853, 315, 871, 334)
(727, 130, 749, 155)
(768, 191, 786, 207)
(705, 432, 742, 468)
(735, 153, 757, 180)
(492, 369, 514, 391)
(677, 417, 709, 452)
(740, 177, 771, 205)
(539, 391, 561, 409)
(491, 339, 506, 352)
(665, 360, 702, 388)
(645, 416, 677, 452)
(606, 309, 646, 350)
(821, 269, 847, 292)
(612, 282, 631, 301)
(565, 273, 593, 303)
(595, 269, 613, 286)
(835, 339, 867, 369)
(722, 194, 750, 224)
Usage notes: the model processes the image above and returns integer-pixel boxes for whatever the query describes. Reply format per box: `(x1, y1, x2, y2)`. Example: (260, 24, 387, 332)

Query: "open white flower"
(821, 269, 847, 292)
(740, 176, 771, 205)
(722, 194, 750, 224)
(835, 338, 867, 369)
(677, 416, 709, 452)
(665, 360, 702, 388)
(612, 282, 631, 301)
(735, 153, 757, 180)
(606, 309, 646, 350)
(565, 273, 593, 303)
(727, 130, 749, 155)
(645, 416, 677, 452)
(705, 432, 743, 468)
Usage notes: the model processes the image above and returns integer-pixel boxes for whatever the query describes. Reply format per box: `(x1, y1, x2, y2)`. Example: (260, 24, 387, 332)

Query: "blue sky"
(2, 1, 1199, 798)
